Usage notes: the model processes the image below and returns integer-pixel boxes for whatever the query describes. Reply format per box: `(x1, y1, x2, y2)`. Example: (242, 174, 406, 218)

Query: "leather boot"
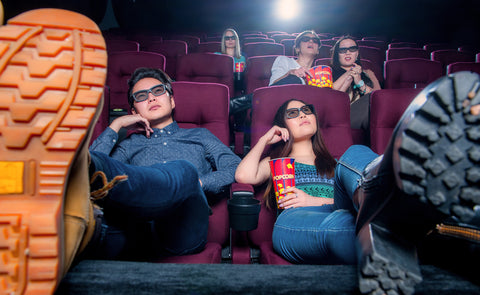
(353, 71, 480, 295)
(0, 8, 107, 294)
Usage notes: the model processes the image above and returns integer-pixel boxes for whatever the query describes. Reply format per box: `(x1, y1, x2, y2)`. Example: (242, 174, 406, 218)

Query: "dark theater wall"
(2, 0, 480, 46)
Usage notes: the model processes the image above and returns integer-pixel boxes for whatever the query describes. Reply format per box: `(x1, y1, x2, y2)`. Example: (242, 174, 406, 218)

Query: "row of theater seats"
(102, 46, 480, 115)
(91, 75, 425, 264)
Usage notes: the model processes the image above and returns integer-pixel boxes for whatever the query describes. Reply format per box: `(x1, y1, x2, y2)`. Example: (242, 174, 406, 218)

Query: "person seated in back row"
(330, 36, 382, 144)
(269, 30, 321, 86)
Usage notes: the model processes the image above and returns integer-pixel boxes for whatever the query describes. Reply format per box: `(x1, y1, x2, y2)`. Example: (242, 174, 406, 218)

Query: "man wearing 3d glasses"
(88, 67, 241, 260)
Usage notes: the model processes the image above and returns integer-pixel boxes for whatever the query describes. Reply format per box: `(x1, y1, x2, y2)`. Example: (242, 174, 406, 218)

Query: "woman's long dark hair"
(263, 99, 337, 209)
(330, 36, 373, 93)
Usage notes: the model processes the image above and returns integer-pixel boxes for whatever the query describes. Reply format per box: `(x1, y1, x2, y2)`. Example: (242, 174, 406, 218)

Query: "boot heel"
(395, 71, 480, 223)
(358, 223, 422, 295)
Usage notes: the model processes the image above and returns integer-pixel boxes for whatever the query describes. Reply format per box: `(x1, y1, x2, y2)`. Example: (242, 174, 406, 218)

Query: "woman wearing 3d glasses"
(331, 36, 381, 103)
(269, 30, 322, 86)
(331, 36, 382, 144)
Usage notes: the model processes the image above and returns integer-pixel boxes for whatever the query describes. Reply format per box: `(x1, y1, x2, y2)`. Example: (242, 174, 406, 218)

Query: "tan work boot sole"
(0, 8, 106, 294)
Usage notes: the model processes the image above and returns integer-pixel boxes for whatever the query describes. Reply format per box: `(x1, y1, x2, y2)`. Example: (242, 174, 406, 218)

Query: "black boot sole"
(395, 71, 480, 223)
(358, 71, 480, 295)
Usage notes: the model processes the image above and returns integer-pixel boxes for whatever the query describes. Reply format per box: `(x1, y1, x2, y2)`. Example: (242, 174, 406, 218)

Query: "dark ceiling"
(2, 0, 480, 46)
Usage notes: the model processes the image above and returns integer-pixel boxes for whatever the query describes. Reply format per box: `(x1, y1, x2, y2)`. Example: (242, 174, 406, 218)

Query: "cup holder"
(228, 197, 260, 231)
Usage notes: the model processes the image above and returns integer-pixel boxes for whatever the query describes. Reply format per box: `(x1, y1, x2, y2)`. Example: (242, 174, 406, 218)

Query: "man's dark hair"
(127, 67, 174, 109)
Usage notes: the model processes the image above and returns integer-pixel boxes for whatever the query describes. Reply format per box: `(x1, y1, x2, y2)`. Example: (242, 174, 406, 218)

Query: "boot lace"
(90, 171, 128, 201)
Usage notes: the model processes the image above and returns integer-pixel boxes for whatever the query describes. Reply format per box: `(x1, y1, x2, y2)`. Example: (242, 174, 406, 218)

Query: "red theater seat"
(384, 58, 443, 89)
(447, 62, 480, 75)
(388, 42, 419, 49)
(107, 51, 166, 112)
(431, 49, 475, 72)
(154, 81, 231, 263)
(105, 39, 140, 52)
(176, 53, 234, 96)
(245, 55, 280, 93)
(195, 42, 222, 53)
(369, 88, 422, 154)
(237, 85, 353, 265)
(243, 42, 285, 57)
(142, 40, 188, 80)
(386, 48, 429, 60)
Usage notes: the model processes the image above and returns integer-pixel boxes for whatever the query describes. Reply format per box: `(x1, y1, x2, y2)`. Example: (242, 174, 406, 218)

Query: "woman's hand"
(261, 125, 289, 146)
(277, 187, 333, 209)
(109, 114, 154, 138)
(288, 67, 312, 79)
(349, 63, 363, 83)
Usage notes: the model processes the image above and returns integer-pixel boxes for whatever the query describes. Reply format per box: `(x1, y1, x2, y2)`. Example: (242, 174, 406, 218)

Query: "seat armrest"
(231, 183, 254, 198)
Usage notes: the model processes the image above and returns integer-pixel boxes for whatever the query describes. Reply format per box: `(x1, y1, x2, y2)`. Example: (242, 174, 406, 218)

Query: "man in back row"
(0, 8, 240, 294)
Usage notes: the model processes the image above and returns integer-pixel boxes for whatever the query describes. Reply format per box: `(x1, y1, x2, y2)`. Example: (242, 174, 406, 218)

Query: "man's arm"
(199, 130, 241, 194)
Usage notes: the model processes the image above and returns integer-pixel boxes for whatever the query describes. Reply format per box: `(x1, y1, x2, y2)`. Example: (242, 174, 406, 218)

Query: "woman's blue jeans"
(89, 151, 210, 260)
(272, 145, 379, 264)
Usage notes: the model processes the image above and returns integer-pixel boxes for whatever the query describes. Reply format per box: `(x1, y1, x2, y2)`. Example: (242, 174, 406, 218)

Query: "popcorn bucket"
(269, 158, 295, 208)
(306, 65, 333, 88)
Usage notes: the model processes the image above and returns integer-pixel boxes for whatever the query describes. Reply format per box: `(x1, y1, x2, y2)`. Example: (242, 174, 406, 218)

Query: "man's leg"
(0, 8, 106, 294)
(90, 152, 210, 257)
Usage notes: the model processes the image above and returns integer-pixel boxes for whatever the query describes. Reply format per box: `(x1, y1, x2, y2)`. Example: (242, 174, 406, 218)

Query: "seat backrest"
(280, 39, 295, 56)
(358, 46, 385, 74)
(106, 39, 140, 53)
(423, 43, 456, 54)
(247, 84, 353, 248)
(270, 34, 294, 43)
(317, 45, 332, 59)
(242, 33, 268, 39)
(369, 88, 422, 154)
(106, 51, 166, 111)
(142, 40, 188, 80)
(243, 42, 285, 57)
(170, 81, 231, 250)
(447, 62, 480, 75)
(386, 48, 429, 60)
(175, 53, 234, 97)
(388, 42, 419, 49)
(245, 55, 280, 94)
(243, 37, 275, 45)
(195, 42, 222, 53)
(356, 40, 387, 52)
(320, 39, 336, 46)
(90, 86, 111, 145)
(165, 34, 200, 52)
(431, 49, 475, 71)
(384, 58, 443, 89)
(361, 59, 384, 85)
(171, 81, 230, 146)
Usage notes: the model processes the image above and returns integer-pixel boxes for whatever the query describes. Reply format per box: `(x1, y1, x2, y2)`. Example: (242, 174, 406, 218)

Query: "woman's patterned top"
(295, 162, 334, 198)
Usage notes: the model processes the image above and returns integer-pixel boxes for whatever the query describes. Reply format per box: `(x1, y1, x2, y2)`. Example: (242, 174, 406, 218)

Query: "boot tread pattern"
(0, 9, 106, 294)
(359, 224, 423, 295)
(397, 72, 480, 223)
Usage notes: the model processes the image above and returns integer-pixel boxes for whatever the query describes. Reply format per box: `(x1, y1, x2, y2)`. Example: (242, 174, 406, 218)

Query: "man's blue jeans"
(89, 151, 210, 259)
(272, 145, 379, 264)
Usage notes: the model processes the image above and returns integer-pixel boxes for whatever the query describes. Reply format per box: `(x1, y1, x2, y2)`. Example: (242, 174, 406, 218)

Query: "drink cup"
(235, 61, 245, 73)
(306, 65, 333, 88)
(269, 157, 295, 208)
